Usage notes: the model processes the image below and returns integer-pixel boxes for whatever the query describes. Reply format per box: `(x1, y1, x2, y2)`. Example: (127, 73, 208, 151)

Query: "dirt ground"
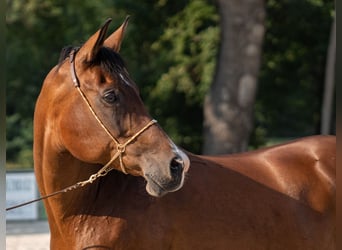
(6, 220, 50, 250)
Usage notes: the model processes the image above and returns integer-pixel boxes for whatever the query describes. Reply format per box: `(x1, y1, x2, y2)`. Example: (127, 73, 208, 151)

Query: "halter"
(6, 49, 157, 211)
(69, 48, 157, 176)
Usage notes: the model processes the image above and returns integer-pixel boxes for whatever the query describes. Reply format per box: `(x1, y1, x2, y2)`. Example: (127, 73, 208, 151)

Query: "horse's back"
(182, 135, 335, 249)
(201, 135, 335, 212)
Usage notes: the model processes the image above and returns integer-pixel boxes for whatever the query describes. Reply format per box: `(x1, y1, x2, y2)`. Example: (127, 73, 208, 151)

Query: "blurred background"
(6, 0, 335, 169)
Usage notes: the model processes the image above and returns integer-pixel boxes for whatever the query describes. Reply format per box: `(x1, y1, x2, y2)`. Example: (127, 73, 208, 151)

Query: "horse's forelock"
(57, 46, 125, 77)
(88, 47, 126, 76)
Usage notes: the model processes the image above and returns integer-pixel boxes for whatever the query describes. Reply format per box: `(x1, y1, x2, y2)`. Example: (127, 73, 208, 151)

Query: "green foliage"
(6, 0, 118, 168)
(6, 115, 33, 168)
(148, 0, 219, 152)
(6, 0, 334, 168)
(250, 0, 334, 148)
(151, 0, 219, 104)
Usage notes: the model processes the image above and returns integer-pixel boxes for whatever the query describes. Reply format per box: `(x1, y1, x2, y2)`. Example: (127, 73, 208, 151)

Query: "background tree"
(203, 0, 265, 154)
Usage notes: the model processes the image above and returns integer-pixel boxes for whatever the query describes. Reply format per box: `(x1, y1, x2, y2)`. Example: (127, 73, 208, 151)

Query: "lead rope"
(6, 49, 157, 211)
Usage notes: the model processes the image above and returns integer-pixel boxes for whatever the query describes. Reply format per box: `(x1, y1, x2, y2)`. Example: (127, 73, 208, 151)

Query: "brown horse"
(34, 18, 335, 250)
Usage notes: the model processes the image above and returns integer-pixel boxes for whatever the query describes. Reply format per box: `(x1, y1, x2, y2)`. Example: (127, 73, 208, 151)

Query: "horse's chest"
(70, 214, 172, 250)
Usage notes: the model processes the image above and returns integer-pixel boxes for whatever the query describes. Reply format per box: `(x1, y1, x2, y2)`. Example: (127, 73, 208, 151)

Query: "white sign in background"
(6, 172, 38, 220)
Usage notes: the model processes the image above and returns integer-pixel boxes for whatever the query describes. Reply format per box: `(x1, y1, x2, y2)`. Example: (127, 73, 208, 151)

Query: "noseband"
(69, 49, 157, 177)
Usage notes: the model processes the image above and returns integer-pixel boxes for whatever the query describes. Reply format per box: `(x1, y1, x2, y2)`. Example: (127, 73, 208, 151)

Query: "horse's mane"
(58, 45, 77, 65)
(57, 45, 126, 76)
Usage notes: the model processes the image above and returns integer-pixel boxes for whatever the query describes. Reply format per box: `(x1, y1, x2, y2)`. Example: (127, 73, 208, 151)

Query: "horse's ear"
(77, 18, 112, 62)
(104, 16, 130, 52)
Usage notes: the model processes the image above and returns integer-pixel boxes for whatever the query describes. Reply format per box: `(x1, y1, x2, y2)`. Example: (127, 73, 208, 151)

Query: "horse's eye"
(103, 91, 118, 104)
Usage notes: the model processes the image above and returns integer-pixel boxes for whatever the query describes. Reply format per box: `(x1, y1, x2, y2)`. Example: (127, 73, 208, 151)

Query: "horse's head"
(41, 18, 189, 197)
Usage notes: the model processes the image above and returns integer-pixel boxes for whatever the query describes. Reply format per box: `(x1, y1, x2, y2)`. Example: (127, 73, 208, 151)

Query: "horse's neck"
(39, 147, 152, 219)
(40, 150, 90, 192)
(36, 150, 100, 208)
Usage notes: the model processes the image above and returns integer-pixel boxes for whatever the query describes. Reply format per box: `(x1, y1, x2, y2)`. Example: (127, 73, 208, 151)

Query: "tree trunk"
(203, 0, 265, 154)
(321, 17, 335, 135)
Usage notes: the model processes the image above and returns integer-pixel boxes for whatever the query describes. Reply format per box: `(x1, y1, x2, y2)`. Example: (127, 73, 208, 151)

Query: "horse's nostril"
(170, 157, 184, 176)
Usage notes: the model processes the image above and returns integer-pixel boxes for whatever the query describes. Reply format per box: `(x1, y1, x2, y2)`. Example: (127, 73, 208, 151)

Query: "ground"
(6, 220, 50, 250)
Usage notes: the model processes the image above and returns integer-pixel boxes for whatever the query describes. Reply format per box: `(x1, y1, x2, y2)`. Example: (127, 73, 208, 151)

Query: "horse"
(34, 18, 336, 250)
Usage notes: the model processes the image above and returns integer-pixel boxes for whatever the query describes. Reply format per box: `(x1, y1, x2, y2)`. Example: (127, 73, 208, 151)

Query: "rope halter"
(69, 49, 157, 178)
